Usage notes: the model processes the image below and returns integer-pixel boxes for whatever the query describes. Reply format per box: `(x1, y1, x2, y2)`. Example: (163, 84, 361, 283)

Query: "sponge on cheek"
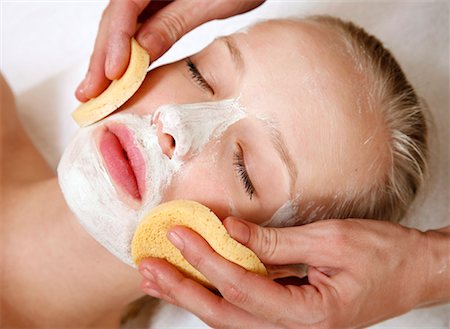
(72, 38, 150, 127)
(131, 200, 267, 289)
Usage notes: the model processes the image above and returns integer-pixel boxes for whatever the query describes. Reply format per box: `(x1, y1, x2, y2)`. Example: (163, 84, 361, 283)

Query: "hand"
(138, 218, 450, 328)
(75, 0, 264, 102)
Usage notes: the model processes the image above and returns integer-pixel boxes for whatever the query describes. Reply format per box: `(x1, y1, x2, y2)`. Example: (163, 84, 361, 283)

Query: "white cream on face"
(58, 99, 245, 266)
(156, 99, 246, 159)
(261, 200, 298, 228)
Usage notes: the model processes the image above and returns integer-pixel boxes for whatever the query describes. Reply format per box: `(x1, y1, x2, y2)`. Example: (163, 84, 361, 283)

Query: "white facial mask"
(260, 200, 298, 228)
(58, 99, 245, 266)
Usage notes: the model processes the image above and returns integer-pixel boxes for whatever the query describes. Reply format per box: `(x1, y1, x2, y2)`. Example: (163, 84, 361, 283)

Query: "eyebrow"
(218, 36, 245, 72)
(264, 121, 298, 197)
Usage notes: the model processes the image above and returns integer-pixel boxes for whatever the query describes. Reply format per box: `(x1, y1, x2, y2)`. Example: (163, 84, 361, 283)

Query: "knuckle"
(221, 282, 248, 306)
(156, 11, 188, 43)
(258, 228, 280, 261)
(186, 250, 206, 271)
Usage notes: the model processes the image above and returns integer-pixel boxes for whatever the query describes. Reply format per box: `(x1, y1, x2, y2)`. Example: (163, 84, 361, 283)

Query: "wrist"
(418, 227, 450, 307)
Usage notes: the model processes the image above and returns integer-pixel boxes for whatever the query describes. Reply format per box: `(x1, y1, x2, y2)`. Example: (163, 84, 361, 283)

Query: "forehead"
(234, 20, 354, 117)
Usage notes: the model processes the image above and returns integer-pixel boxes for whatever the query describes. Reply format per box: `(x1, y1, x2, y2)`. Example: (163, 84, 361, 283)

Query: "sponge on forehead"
(72, 38, 150, 127)
(131, 200, 267, 289)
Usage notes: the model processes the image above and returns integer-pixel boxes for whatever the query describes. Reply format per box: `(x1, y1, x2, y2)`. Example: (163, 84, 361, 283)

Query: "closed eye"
(233, 144, 255, 200)
(185, 57, 215, 95)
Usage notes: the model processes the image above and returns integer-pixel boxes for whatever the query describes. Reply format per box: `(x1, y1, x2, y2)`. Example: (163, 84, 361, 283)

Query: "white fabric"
(1, 0, 448, 327)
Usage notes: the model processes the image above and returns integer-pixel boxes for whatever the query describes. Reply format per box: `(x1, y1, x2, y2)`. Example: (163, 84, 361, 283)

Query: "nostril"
(165, 133, 176, 155)
(156, 123, 176, 159)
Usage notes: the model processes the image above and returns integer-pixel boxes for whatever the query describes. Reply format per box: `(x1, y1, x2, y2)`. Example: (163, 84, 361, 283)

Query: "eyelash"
(186, 58, 214, 95)
(233, 145, 255, 200)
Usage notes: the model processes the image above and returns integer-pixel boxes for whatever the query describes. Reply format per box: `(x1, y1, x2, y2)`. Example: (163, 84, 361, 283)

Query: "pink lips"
(99, 124, 146, 200)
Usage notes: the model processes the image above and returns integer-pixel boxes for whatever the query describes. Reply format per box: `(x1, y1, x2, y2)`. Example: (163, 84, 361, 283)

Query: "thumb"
(135, 1, 207, 61)
(223, 217, 322, 266)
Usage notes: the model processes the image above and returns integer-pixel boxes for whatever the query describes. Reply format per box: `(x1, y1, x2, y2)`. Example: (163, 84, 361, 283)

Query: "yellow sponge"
(131, 200, 267, 288)
(72, 38, 150, 127)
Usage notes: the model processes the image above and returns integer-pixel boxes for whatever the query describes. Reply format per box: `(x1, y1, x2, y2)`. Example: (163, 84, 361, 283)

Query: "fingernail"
(77, 73, 91, 96)
(145, 288, 162, 298)
(228, 218, 250, 244)
(139, 32, 163, 61)
(141, 267, 155, 281)
(167, 231, 184, 251)
(143, 280, 162, 298)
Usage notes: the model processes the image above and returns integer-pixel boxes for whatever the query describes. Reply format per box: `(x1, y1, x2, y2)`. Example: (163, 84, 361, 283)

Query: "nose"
(156, 120, 175, 159)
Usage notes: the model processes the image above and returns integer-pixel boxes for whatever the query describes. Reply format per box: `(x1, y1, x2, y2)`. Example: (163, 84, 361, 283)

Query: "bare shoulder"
(1, 73, 54, 188)
(0, 73, 20, 140)
(0, 73, 14, 102)
(0, 74, 14, 100)
(1, 73, 23, 166)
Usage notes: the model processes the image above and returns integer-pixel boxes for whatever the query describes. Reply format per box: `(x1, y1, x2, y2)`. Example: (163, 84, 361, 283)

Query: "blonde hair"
(300, 15, 428, 223)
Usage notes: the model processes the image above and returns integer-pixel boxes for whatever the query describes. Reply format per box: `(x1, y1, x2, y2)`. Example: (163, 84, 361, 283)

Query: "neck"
(2, 177, 144, 328)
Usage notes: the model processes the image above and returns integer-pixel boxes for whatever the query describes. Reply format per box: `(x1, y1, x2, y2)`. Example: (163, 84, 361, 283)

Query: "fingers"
(223, 217, 355, 268)
(138, 258, 274, 329)
(165, 226, 326, 326)
(105, 0, 150, 80)
(135, 1, 207, 61)
(75, 5, 111, 102)
(223, 217, 319, 265)
(135, 0, 264, 62)
(76, 0, 150, 101)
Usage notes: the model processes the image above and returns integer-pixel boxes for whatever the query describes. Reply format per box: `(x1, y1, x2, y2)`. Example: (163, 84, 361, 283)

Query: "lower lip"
(99, 126, 146, 200)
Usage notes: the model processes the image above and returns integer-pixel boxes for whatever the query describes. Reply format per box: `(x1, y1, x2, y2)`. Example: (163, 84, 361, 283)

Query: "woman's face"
(58, 20, 383, 264)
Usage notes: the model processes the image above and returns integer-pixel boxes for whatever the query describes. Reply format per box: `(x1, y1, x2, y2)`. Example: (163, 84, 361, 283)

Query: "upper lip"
(106, 123, 145, 199)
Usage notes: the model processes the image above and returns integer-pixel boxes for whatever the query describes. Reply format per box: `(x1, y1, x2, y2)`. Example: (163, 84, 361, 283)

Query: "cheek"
(162, 150, 232, 220)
